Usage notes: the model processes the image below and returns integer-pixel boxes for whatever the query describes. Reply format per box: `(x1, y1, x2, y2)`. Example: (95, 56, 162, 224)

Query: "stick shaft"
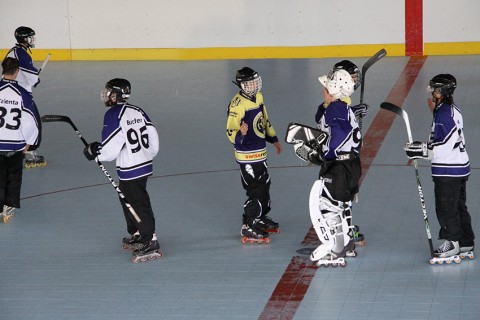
(41, 114, 142, 223)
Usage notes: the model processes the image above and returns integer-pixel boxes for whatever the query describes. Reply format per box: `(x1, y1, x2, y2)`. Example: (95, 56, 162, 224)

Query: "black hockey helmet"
(235, 67, 259, 85)
(101, 78, 131, 106)
(233, 67, 262, 96)
(333, 60, 361, 90)
(15, 26, 36, 47)
(427, 74, 456, 97)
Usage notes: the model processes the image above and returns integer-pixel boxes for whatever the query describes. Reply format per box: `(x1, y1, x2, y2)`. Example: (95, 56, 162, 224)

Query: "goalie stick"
(358, 49, 387, 131)
(41, 114, 142, 223)
(379, 102, 435, 258)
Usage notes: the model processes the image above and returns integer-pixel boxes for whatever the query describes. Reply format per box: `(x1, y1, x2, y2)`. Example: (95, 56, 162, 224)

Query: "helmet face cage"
(319, 69, 355, 100)
(234, 67, 262, 96)
(101, 87, 113, 106)
(25, 35, 36, 48)
(240, 76, 262, 96)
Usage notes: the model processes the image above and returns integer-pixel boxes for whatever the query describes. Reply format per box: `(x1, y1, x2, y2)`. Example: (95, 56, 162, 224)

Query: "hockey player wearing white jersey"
(404, 74, 475, 261)
(307, 69, 361, 266)
(83, 78, 162, 263)
(0, 57, 40, 222)
(6, 26, 45, 167)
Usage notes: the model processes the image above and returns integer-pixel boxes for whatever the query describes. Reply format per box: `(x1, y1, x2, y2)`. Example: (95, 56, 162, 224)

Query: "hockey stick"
(38, 53, 51, 74)
(379, 102, 435, 258)
(358, 49, 387, 131)
(360, 49, 387, 105)
(41, 114, 142, 223)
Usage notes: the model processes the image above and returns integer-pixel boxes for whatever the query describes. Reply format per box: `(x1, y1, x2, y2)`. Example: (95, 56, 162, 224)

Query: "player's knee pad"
(309, 179, 348, 253)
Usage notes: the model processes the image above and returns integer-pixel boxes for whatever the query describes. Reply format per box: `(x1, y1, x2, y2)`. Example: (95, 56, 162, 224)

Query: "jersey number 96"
(127, 126, 149, 153)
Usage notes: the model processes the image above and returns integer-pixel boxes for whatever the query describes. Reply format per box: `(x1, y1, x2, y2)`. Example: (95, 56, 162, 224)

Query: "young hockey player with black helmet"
(83, 78, 162, 263)
(307, 69, 361, 266)
(226, 67, 283, 244)
(0, 57, 40, 223)
(404, 74, 475, 263)
(6, 26, 45, 168)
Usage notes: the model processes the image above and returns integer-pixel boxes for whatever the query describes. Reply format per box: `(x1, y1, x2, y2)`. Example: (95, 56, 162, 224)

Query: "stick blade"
(380, 101, 409, 122)
(41, 114, 71, 123)
(362, 48, 387, 74)
(380, 102, 413, 142)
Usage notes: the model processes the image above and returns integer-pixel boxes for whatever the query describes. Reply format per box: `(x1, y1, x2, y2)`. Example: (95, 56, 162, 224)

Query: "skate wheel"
(446, 259, 453, 264)
(240, 237, 248, 244)
(429, 259, 436, 265)
(340, 261, 347, 267)
(454, 257, 461, 264)
(263, 238, 271, 244)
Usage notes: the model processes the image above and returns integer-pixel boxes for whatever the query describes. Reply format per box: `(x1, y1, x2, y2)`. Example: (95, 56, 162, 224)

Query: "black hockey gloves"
(351, 103, 369, 118)
(404, 141, 432, 160)
(83, 141, 102, 161)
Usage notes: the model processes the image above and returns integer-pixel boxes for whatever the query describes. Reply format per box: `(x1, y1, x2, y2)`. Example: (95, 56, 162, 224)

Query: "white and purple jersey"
(6, 45, 39, 93)
(0, 79, 40, 151)
(315, 100, 361, 160)
(430, 103, 470, 177)
(97, 103, 159, 181)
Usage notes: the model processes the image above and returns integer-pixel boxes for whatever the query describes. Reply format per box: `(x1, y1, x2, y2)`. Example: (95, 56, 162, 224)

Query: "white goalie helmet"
(318, 69, 355, 100)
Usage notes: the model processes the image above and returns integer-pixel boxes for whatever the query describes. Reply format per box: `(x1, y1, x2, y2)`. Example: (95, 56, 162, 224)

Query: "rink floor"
(1, 55, 479, 320)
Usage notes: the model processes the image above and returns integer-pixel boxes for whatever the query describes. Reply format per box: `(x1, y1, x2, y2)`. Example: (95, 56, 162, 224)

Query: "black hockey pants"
(240, 162, 271, 226)
(433, 176, 475, 247)
(118, 177, 156, 243)
(320, 153, 361, 202)
(0, 151, 24, 209)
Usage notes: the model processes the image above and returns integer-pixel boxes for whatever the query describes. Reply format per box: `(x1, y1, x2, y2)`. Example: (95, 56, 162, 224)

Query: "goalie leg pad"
(343, 201, 354, 244)
(309, 179, 347, 260)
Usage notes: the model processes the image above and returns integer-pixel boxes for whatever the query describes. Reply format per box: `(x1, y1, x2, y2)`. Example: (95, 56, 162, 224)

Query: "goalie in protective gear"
(312, 70, 362, 263)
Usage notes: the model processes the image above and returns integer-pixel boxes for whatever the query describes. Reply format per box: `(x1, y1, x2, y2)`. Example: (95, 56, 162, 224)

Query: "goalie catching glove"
(404, 141, 432, 160)
(294, 132, 328, 165)
(83, 141, 102, 161)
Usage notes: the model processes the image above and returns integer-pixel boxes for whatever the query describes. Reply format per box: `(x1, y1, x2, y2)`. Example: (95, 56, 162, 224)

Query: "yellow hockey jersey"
(226, 91, 279, 164)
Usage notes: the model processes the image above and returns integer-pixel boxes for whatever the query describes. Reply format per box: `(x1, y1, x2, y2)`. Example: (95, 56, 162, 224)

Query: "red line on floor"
(259, 56, 428, 320)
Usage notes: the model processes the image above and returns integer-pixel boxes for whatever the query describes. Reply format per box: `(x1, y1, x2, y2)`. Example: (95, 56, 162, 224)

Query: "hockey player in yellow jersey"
(226, 67, 282, 244)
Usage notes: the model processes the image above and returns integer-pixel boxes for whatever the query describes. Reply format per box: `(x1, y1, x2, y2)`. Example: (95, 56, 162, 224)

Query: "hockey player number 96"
(127, 126, 149, 153)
